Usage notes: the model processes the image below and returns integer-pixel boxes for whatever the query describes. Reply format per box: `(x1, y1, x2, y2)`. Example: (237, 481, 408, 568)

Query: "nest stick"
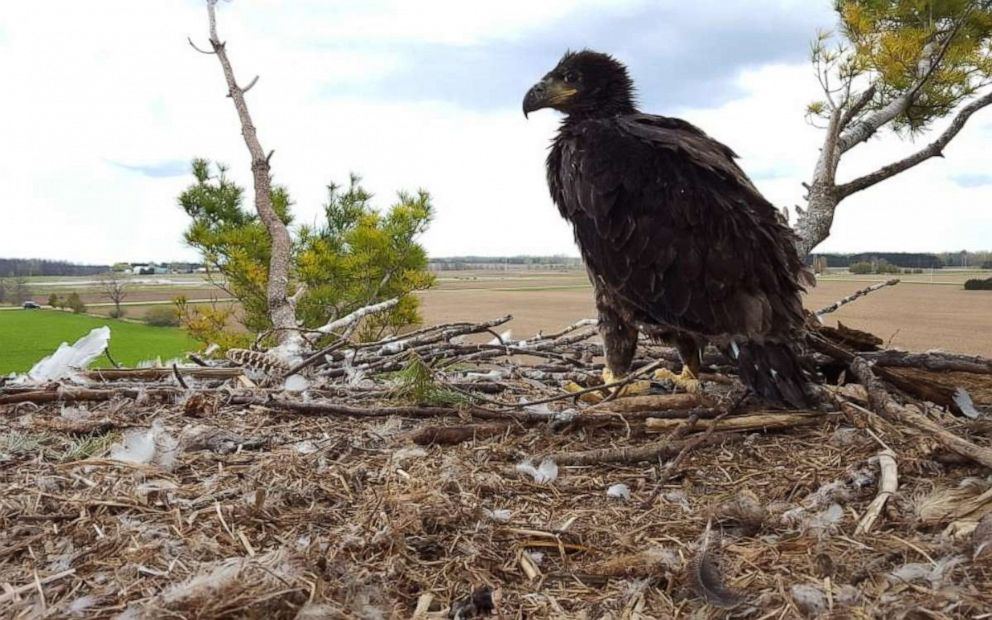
(855, 449, 898, 535)
(0, 569, 75, 604)
(815, 278, 900, 317)
(548, 431, 743, 466)
(644, 411, 833, 433)
(847, 356, 992, 469)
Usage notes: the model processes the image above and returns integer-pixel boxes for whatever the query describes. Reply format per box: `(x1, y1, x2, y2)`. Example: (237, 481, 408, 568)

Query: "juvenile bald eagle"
(523, 50, 813, 408)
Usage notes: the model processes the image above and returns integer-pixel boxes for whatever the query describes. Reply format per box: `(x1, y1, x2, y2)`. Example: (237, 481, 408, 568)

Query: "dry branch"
(198, 1, 297, 349)
(847, 356, 992, 469)
(230, 396, 559, 425)
(578, 407, 717, 426)
(231, 396, 461, 419)
(548, 432, 744, 466)
(316, 297, 399, 335)
(0, 386, 184, 407)
(405, 423, 512, 446)
(589, 393, 706, 413)
(83, 368, 243, 381)
(815, 279, 900, 317)
(0, 569, 76, 605)
(862, 350, 992, 375)
(644, 411, 834, 433)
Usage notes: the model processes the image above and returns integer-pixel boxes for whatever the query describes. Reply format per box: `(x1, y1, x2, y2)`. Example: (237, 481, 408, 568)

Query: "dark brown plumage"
(523, 50, 814, 407)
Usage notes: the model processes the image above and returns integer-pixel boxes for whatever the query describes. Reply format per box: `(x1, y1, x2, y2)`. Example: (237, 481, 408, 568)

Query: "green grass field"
(0, 310, 198, 374)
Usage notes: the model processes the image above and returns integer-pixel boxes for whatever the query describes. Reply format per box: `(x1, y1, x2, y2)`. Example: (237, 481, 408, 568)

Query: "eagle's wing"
(552, 113, 809, 338)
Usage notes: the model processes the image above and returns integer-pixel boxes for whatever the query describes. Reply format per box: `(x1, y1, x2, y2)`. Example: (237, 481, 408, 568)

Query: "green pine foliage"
(811, 1, 992, 133)
(389, 353, 465, 406)
(178, 160, 435, 345)
(296, 175, 435, 342)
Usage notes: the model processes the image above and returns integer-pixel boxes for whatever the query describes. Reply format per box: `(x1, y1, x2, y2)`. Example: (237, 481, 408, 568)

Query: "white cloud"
(685, 63, 992, 253)
(245, 0, 648, 47)
(0, 0, 989, 265)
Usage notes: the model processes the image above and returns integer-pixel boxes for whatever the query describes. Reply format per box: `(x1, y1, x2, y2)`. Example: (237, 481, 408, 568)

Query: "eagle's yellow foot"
(654, 366, 701, 394)
(600, 368, 651, 399)
(563, 368, 651, 403)
(562, 380, 606, 403)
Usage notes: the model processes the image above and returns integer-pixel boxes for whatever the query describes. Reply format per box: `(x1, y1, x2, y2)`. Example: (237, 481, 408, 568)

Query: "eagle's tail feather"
(734, 340, 809, 409)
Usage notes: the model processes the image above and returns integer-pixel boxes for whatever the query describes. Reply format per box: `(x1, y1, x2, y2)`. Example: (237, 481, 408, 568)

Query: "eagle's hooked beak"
(523, 77, 576, 118)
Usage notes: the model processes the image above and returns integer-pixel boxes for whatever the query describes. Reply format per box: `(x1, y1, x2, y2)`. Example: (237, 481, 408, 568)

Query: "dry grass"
(3, 386, 992, 618)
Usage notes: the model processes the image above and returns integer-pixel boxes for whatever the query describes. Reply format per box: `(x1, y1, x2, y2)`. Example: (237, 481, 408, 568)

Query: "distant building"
(128, 263, 169, 275)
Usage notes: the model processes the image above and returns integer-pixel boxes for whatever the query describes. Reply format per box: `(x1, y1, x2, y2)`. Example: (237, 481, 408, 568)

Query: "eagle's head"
(523, 50, 636, 119)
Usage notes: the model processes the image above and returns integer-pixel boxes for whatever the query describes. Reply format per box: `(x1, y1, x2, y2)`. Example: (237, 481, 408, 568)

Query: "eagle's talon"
(562, 379, 608, 403)
(602, 368, 651, 398)
(560, 370, 651, 402)
(563, 381, 586, 394)
(654, 367, 701, 394)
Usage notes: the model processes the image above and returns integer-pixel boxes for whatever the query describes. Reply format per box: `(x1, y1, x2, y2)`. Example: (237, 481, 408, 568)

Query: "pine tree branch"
(838, 83, 877, 131)
(836, 89, 992, 198)
(837, 26, 959, 153)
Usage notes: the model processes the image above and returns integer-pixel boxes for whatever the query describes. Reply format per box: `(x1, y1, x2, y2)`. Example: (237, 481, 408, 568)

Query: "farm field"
(0, 310, 197, 374)
(418, 269, 992, 355)
(4, 268, 991, 362)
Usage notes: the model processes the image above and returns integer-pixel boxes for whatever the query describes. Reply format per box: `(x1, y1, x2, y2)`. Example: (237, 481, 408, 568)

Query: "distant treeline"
(809, 252, 992, 269)
(430, 255, 584, 271)
(0, 258, 109, 277)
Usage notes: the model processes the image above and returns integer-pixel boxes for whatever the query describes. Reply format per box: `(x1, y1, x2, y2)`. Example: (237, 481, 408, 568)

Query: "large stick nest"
(2, 311, 992, 618)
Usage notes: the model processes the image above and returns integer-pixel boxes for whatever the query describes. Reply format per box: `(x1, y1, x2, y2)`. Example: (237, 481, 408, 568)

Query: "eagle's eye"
(562, 70, 579, 84)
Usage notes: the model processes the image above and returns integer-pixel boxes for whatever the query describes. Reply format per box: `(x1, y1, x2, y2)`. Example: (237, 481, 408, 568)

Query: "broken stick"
(855, 449, 898, 535)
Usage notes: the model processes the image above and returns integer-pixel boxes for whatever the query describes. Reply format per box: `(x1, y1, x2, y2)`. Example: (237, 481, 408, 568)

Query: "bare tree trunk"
(795, 107, 842, 256)
(197, 0, 300, 355)
(795, 183, 839, 257)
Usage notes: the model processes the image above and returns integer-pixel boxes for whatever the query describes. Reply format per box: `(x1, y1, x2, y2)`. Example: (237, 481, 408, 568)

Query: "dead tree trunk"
(195, 0, 300, 355)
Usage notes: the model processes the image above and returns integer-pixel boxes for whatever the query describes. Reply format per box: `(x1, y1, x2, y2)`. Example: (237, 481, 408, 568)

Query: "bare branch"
(242, 75, 260, 93)
(316, 298, 400, 335)
(187, 37, 216, 55)
(839, 83, 877, 130)
(855, 449, 898, 535)
(207, 0, 220, 44)
(815, 278, 901, 317)
(197, 0, 299, 352)
(836, 89, 992, 198)
(816, 107, 844, 182)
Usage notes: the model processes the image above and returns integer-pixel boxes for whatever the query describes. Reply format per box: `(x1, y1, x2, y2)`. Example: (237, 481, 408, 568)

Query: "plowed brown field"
(418, 273, 992, 356)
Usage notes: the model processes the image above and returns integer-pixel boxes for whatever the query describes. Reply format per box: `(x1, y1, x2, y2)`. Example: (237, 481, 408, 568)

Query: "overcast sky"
(2, 0, 990, 265)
